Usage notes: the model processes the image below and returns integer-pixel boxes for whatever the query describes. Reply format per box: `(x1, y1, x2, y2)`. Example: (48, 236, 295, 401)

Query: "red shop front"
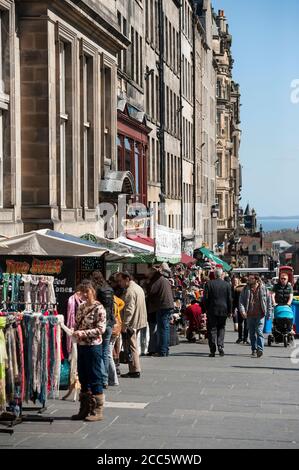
(117, 104, 151, 207)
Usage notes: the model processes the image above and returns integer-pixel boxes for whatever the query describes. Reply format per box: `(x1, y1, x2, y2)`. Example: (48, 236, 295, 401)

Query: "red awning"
(126, 234, 155, 248)
(181, 253, 196, 265)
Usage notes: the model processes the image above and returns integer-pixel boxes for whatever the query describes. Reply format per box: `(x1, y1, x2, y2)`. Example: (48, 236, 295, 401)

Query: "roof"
(272, 240, 292, 248)
(0, 230, 132, 260)
(181, 253, 197, 265)
(197, 247, 232, 272)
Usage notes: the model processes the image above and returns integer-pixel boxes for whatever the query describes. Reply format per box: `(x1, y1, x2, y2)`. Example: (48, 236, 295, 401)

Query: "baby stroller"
(268, 305, 294, 348)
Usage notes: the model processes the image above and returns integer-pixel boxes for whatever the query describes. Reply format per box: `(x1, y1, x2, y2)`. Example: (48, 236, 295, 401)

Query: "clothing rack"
(0, 310, 64, 429)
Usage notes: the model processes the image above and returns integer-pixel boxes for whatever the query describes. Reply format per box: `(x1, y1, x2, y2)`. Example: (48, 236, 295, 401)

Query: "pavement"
(1, 323, 299, 449)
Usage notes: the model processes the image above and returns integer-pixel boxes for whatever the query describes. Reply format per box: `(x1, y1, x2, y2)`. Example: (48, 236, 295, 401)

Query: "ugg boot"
(71, 392, 90, 420)
(84, 393, 104, 422)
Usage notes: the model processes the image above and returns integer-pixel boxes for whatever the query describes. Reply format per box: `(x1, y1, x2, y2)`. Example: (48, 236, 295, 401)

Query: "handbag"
(59, 360, 70, 390)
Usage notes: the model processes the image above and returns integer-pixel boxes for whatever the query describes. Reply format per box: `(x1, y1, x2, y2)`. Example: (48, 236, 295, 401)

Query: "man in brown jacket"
(116, 272, 147, 378)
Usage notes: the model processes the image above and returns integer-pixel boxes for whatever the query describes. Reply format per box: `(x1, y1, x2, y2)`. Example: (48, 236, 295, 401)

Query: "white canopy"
(0, 229, 133, 260)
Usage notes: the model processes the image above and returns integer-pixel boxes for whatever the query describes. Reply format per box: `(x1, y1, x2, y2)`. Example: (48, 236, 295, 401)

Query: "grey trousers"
(207, 315, 227, 353)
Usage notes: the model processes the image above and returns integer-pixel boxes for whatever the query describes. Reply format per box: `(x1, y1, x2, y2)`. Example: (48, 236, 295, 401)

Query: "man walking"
(147, 263, 174, 357)
(204, 268, 232, 357)
(239, 275, 269, 358)
(116, 272, 147, 378)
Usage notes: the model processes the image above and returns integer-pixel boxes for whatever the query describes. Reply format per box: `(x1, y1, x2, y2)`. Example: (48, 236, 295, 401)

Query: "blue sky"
(212, 0, 299, 217)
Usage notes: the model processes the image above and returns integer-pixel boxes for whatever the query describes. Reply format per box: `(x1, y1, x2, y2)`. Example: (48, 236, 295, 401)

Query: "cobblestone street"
(1, 324, 299, 450)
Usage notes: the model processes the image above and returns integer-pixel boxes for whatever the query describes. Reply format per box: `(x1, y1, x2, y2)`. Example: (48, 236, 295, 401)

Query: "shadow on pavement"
(231, 365, 299, 372)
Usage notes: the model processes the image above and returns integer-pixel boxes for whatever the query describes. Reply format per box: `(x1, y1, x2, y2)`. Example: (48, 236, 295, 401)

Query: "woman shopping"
(71, 282, 106, 422)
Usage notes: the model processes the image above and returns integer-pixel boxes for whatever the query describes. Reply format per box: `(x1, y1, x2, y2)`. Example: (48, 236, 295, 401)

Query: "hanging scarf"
(11, 274, 21, 310)
(24, 314, 34, 402)
(54, 320, 62, 398)
(48, 316, 58, 398)
(66, 294, 82, 354)
(0, 317, 7, 411)
(47, 276, 56, 306)
(2, 273, 10, 308)
(32, 316, 41, 396)
(22, 275, 32, 312)
(16, 322, 25, 402)
(5, 319, 15, 402)
(39, 316, 48, 406)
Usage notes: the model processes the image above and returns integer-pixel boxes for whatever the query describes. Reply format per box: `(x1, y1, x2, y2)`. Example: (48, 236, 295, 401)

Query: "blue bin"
(263, 317, 273, 334)
(292, 301, 299, 332)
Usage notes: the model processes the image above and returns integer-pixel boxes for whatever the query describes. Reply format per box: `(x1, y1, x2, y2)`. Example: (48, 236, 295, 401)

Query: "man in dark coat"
(204, 268, 232, 357)
(147, 264, 174, 357)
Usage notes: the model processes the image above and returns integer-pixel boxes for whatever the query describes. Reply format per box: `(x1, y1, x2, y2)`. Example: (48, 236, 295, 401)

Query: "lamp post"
(211, 205, 218, 251)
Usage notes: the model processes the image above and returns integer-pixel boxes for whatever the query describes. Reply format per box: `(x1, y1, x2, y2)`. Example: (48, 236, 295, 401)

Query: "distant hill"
(260, 216, 299, 220)
(264, 229, 299, 245)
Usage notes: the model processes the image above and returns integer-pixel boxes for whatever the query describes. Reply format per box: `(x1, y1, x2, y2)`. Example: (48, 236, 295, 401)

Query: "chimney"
(260, 225, 264, 251)
(218, 10, 226, 33)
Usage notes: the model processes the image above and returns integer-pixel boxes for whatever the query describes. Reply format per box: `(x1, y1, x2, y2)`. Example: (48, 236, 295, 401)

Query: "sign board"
(0, 255, 76, 317)
(155, 225, 181, 263)
(123, 218, 149, 232)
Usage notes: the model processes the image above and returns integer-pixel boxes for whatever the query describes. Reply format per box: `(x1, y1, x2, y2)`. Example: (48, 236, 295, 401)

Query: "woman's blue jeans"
(100, 325, 113, 386)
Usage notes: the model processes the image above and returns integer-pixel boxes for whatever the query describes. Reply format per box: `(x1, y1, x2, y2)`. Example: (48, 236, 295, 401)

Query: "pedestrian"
(147, 263, 174, 357)
(108, 274, 124, 378)
(234, 276, 249, 344)
(204, 267, 232, 357)
(231, 277, 240, 332)
(71, 281, 106, 421)
(184, 298, 203, 343)
(107, 274, 125, 386)
(90, 271, 115, 389)
(116, 272, 147, 378)
(272, 272, 294, 308)
(144, 273, 158, 356)
(239, 274, 270, 358)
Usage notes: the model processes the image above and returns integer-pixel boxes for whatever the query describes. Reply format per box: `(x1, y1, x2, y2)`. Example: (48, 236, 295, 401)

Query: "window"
(145, 0, 149, 40)
(117, 12, 122, 69)
(123, 17, 127, 73)
(83, 54, 94, 209)
(150, 0, 154, 44)
(131, 27, 134, 80)
(135, 31, 139, 84)
(151, 73, 155, 119)
(134, 143, 140, 195)
(124, 138, 131, 171)
(156, 75, 159, 122)
(59, 41, 73, 209)
(165, 18, 168, 63)
(139, 36, 143, 87)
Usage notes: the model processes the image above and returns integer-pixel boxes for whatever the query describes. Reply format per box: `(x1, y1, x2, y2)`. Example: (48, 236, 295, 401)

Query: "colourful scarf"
(0, 317, 7, 411)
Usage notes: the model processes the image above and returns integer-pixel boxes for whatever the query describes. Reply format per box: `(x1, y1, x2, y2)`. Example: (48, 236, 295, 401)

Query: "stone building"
(113, 0, 150, 238)
(213, 9, 242, 245)
(0, 0, 128, 237)
(194, 0, 218, 251)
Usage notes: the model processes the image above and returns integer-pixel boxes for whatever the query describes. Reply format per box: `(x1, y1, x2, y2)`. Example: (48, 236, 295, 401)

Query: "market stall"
(0, 229, 132, 430)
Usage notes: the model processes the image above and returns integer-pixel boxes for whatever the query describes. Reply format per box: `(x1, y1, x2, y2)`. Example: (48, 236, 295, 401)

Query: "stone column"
(19, 9, 52, 228)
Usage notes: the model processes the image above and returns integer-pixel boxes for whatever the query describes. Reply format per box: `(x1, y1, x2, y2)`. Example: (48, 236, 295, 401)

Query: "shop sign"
(155, 225, 181, 262)
(123, 218, 148, 231)
(0, 256, 76, 315)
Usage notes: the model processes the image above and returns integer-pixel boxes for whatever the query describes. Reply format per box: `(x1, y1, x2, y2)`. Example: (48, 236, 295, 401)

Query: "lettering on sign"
(5, 258, 63, 275)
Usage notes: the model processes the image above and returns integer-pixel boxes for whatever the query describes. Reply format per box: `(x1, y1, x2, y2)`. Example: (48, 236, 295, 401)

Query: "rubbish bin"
(291, 300, 299, 335)
(263, 317, 273, 334)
